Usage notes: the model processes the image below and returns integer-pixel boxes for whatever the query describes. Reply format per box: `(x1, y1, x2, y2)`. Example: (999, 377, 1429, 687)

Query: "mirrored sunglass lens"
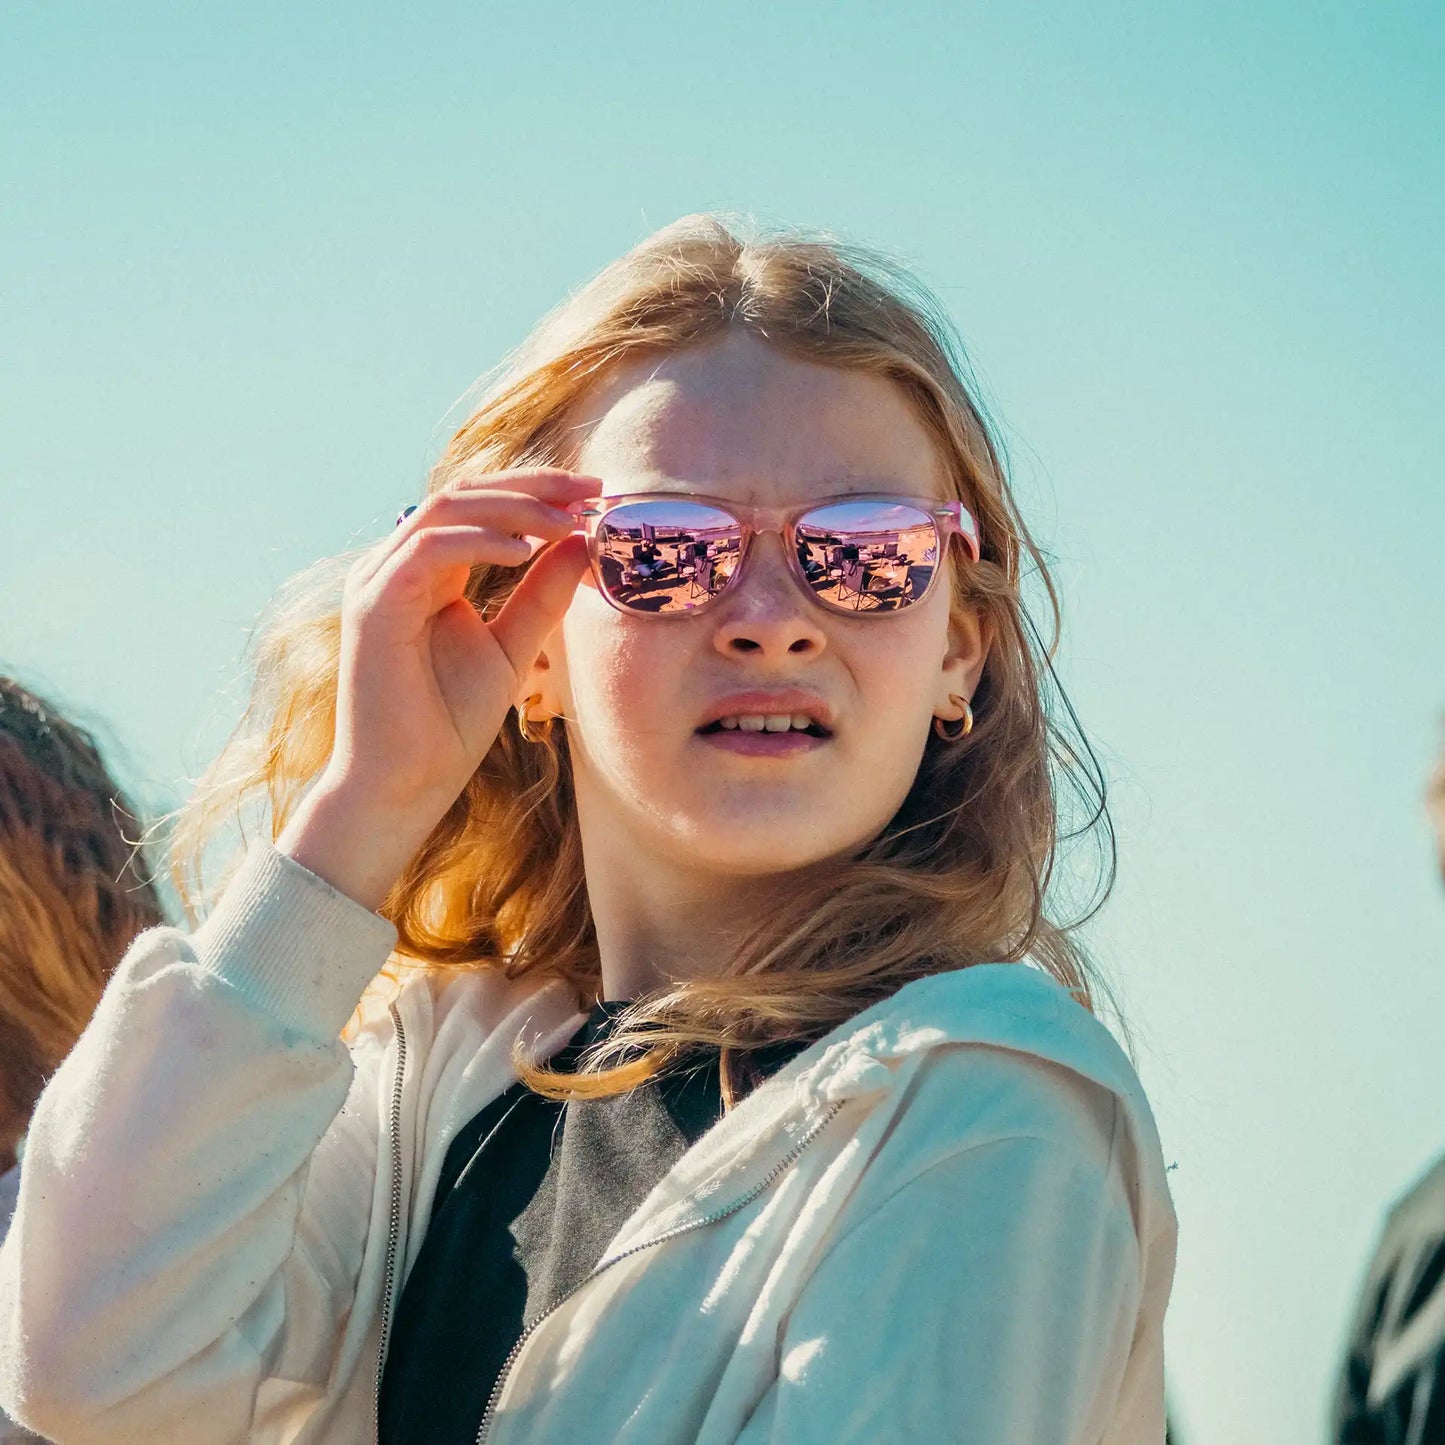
(595, 501, 742, 613)
(795, 501, 940, 612)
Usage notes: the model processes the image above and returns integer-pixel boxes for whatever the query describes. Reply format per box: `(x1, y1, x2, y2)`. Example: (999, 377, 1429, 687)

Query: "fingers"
(341, 468, 599, 686)
(352, 525, 542, 622)
(487, 534, 592, 684)
(447, 466, 601, 502)
(357, 470, 599, 588)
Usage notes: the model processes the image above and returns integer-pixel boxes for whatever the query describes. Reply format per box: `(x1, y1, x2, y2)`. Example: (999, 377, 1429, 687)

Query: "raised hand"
(277, 468, 598, 910)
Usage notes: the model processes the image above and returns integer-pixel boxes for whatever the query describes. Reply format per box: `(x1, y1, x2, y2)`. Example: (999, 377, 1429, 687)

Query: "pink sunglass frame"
(572, 491, 981, 619)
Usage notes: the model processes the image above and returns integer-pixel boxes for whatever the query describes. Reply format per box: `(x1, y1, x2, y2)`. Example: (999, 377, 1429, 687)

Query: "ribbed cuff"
(193, 843, 400, 1044)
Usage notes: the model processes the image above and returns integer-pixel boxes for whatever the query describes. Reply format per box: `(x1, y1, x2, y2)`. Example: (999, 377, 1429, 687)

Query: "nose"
(711, 533, 828, 659)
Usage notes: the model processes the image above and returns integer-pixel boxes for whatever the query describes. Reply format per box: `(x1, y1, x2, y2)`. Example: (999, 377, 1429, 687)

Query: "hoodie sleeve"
(0, 844, 399, 1445)
(738, 1130, 1162, 1443)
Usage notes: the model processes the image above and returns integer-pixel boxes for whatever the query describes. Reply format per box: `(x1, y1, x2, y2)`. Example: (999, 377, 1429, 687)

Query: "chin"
(674, 815, 874, 878)
(710, 846, 838, 877)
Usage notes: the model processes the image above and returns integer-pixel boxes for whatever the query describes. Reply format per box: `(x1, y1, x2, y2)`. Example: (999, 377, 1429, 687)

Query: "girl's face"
(534, 330, 988, 879)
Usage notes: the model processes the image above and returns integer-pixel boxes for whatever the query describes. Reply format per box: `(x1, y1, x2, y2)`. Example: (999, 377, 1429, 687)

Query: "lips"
(694, 690, 835, 736)
(695, 727, 830, 757)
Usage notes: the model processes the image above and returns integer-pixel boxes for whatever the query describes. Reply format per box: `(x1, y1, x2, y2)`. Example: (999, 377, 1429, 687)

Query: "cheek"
(845, 628, 947, 822)
(560, 607, 682, 748)
(851, 614, 947, 719)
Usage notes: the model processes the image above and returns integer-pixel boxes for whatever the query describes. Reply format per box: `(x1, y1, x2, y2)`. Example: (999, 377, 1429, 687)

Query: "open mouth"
(696, 716, 833, 740)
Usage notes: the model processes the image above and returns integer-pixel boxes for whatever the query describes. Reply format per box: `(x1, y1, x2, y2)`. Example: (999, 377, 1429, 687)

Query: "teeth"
(714, 713, 819, 733)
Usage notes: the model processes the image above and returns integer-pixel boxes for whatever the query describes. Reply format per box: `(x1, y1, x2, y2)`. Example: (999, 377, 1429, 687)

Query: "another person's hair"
(170, 215, 1117, 1101)
(0, 678, 166, 1168)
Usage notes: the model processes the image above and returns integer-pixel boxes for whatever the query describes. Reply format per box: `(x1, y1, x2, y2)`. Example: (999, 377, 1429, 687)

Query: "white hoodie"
(0, 844, 1177, 1444)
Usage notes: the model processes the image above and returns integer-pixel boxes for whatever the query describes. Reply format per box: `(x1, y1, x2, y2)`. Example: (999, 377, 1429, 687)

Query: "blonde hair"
(0, 678, 166, 1165)
(170, 216, 1116, 1102)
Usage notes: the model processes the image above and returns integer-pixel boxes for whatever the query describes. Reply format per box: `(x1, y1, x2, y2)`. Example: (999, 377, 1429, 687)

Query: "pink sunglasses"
(573, 492, 980, 618)
(569, 494, 976, 618)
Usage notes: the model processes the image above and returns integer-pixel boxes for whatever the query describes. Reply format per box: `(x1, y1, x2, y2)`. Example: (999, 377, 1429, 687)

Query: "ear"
(936, 605, 991, 719)
(514, 642, 554, 719)
(513, 623, 573, 723)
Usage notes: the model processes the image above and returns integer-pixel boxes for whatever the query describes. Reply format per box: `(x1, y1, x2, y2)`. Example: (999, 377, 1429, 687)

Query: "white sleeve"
(736, 1133, 1152, 1445)
(0, 845, 399, 1445)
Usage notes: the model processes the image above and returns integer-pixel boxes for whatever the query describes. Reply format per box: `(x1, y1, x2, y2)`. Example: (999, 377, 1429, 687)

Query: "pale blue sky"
(4, 5, 1443, 1440)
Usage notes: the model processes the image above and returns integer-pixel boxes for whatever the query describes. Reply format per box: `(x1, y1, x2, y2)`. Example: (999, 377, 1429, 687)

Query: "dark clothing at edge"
(1334, 1153, 1445, 1443)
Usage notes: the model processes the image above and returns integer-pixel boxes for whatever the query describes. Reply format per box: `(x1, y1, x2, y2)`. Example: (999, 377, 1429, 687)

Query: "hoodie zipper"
(372, 1002, 408, 1442)
(473, 1096, 845, 1445)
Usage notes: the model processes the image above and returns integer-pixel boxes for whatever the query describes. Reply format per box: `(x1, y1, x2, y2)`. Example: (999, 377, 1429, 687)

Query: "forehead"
(569, 330, 948, 504)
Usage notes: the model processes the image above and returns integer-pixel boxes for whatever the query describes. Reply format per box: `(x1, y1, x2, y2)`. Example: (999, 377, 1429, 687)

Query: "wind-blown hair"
(0, 678, 166, 1167)
(169, 215, 1116, 1102)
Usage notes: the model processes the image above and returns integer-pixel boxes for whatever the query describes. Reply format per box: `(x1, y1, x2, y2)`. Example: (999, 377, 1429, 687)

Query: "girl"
(0, 217, 1177, 1443)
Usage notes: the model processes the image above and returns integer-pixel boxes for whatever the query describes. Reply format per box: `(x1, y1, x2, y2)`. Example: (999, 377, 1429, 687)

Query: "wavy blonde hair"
(170, 216, 1116, 1103)
(0, 678, 166, 1167)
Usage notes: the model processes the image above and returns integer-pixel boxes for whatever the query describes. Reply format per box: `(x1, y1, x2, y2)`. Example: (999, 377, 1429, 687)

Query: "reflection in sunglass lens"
(594, 500, 743, 613)
(795, 501, 940, 612)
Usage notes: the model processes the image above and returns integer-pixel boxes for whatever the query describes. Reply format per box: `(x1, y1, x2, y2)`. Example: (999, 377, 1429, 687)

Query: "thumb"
(487, 533, 591, 685)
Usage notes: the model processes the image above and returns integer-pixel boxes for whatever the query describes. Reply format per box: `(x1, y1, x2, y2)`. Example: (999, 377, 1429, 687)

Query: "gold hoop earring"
(517, 695, 554, 745)
(933, 693, 974, 742)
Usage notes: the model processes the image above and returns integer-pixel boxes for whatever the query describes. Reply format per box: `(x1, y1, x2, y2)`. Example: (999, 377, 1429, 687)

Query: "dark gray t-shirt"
(377, 1002, 807, 1445)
